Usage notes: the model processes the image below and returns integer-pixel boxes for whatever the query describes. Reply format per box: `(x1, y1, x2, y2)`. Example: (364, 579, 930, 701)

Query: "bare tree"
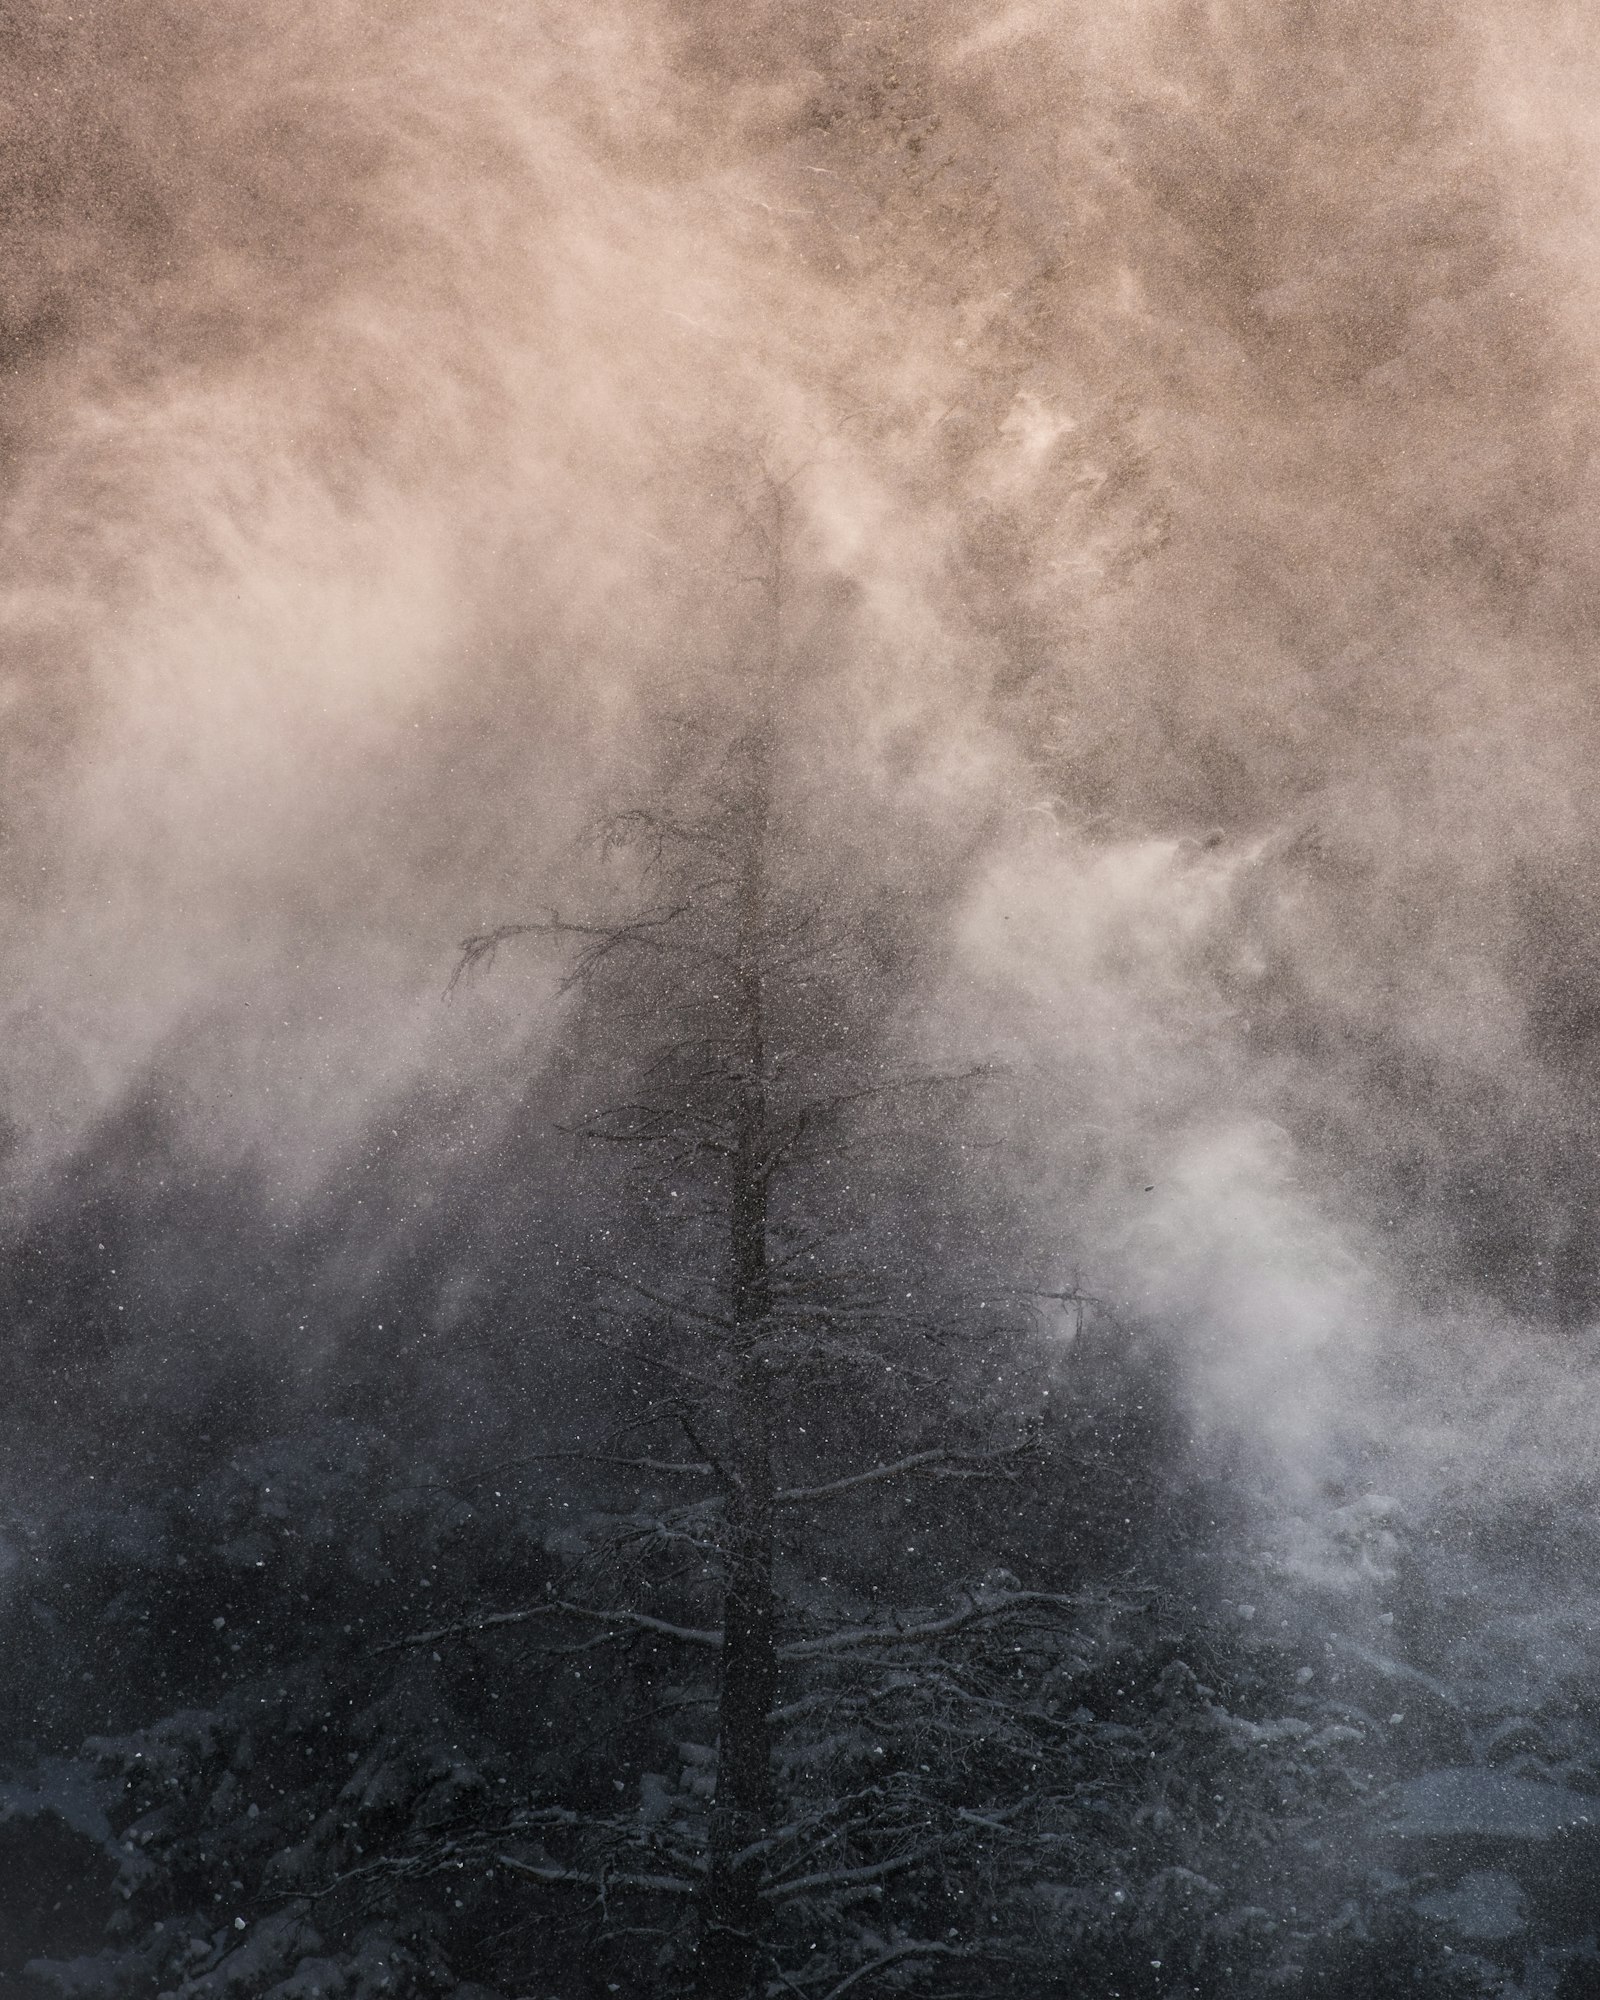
(423, 492, 1137, 1998)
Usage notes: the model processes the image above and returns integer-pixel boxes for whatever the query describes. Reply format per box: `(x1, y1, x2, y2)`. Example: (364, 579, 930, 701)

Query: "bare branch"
(449, 903, 706, 998)
(447, 921, 548, 992)
(601, 1271, 736, 1331)
(775, 1442, 1032, 1508)
(676, 1404, 739, 1491)
(805, 1940, 970, 2000)
(586, 1331, 725, 1397)
(762, 1848, 932, 1903)
(385, 1599, 724, 1654)
(494, 1855, 700, 1897)
(782, 1591, 1090, 1660)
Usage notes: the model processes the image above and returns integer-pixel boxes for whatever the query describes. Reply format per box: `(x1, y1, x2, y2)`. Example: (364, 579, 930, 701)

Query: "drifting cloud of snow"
(7, 0, 1600, 1500)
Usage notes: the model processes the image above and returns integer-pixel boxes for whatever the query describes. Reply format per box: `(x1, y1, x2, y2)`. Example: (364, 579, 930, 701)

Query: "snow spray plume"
(3, 0, 1599, 1516)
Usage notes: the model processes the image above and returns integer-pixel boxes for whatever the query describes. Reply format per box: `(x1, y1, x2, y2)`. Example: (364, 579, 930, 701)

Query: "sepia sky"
(6, 0, 1600, 1501)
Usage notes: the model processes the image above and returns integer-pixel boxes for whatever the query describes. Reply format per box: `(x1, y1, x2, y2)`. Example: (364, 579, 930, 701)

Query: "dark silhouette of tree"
(0, 492, 1492, 2000)
(428, 484, 1102, 1996)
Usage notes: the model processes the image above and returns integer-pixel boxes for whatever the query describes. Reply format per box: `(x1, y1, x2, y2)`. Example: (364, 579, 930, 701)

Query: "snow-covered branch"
(387, 1599, 724, 1654)
(762, 1847, 933, 1903)
(782, 1591, 1090, 1660)
(493, 1856, 700, 1897)
(805, 1940, 971, 1999)
(775, 1442, 1030, 1507)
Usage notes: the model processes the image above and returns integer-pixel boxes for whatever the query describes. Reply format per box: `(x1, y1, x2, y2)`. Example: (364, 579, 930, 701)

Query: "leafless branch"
(494, 1856, 700, 1897)
(601, 1271, 736, 1331)
(806, 1940, 970, 1999)
(449, 904, 703, 999)
(585, 1331, 725, 1397)
(775, 1442, 1032, 1507)
(782, 1591, 1093, 1660)
(762, 1847, 932, 1903)
(385, 1599, 724, 1655)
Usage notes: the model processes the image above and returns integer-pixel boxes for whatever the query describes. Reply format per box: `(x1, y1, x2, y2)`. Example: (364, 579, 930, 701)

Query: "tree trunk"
(699, 1351, 776, 1997)
(698, 728, 778, 1999)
